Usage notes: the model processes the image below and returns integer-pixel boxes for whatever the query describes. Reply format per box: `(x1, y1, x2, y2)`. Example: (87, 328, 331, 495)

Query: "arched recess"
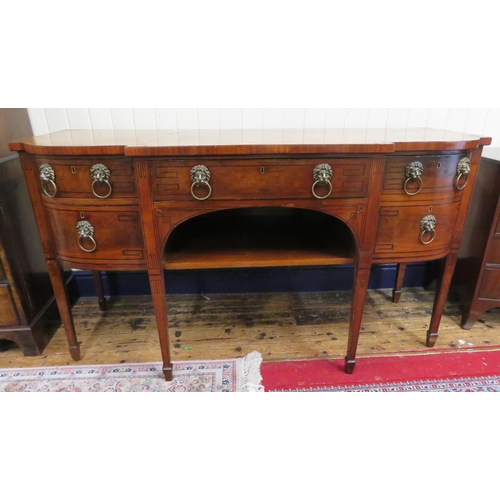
(158, 206, 361, 271)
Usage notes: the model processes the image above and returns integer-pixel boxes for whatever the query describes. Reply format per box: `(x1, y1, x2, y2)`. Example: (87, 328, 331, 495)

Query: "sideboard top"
(9, 128, 492, 156)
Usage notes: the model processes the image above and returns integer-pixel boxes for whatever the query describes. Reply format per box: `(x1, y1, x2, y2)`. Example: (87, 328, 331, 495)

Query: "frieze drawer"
(35, 157, 137, 200)
(150, 158, 372, 201)
(381, 154, 471, 202)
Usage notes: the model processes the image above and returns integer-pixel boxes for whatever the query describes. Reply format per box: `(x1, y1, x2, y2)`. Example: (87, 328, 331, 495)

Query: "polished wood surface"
(8, 128, 492, 380)
(9, 128, 490, 155)
(456, 149, 500, 328)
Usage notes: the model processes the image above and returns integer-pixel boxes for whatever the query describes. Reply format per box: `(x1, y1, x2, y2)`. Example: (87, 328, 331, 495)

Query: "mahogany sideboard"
(8, 128, 491, 381)
(454, 148, 500, 329)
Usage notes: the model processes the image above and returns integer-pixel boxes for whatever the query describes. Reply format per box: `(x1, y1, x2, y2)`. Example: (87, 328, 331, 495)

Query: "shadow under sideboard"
(70, 261, 439, 298)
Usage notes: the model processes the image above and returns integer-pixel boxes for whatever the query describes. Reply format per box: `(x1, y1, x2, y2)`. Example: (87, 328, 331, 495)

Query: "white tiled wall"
(27, 108, 500, 150)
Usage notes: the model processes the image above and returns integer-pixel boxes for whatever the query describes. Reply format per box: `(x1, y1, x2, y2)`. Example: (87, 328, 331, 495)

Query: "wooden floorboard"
(1, 287, 500, 369)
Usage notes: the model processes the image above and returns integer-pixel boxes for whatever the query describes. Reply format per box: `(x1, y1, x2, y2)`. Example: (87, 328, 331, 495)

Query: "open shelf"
(163, 207, 356, 270)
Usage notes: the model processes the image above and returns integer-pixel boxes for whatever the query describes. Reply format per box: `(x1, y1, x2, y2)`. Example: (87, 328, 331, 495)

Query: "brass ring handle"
(76, 221, 97, 253)
(190, 180, 212, 201)
(91, 179, 113, 199)
(455, 158, 471, 191)
(90, 164, 112, 199)
(39, 163, 57, 197)
(419, 215, 437, 245)
(404, 161, 424, 196)
(190, 165, 212, 201)
(312, 163, 333, 200)
(454, 172, 469, 191)
(420, 228, 436, 245)
(403, 176, 423, 196)
(41, 179, 58, 197)
(311, 179, 333, 199)
(78, 235, 97, 252)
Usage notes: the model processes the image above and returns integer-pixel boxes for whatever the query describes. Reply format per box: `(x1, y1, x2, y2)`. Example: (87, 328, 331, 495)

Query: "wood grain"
(1, 288, 499, 369)
(9, 128, 491, 156)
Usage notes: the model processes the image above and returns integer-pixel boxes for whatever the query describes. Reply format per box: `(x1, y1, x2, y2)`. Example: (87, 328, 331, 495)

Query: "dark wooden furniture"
(0, 109, 59, 355)
(453, 148, 500, 329)
(8, 128, 491, 380)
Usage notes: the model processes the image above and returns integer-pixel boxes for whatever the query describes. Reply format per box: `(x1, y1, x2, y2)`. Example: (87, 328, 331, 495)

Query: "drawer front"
(484, 235, 500, 264)
(478, 266, 500, 301)
(0, 283, 20, 327)
(374, 201, 460, 259)
(45, 205, 145, 265)
(35, 157, 137, 200)
(381, 154, 469, 201)
(0, 259, 5, 281)
(150, 158, 371, 201)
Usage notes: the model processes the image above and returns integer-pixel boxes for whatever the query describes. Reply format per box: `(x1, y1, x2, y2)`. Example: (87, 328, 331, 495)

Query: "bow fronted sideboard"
(8, 129, 492, 380)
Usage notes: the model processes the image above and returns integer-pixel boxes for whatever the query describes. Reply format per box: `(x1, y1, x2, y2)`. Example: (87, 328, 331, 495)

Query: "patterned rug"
(0, 351, 264, 392)
(274, 376, 500, 392)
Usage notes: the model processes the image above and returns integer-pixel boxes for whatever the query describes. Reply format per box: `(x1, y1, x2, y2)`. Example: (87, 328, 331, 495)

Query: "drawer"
(0, 283, 20, 327)
(374, 201, 460, 259)
(45, 205, 145, 265)
(35, 156, 137, 200)
(381, 154, 470, 201)
(478, 266, 500, 301)
(0, 259, 5, 280)
(150, 158, 372, 201)
(484, 236, 500, 264)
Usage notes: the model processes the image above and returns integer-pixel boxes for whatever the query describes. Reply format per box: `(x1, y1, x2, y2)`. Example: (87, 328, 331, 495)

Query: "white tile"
(241, 108, 263, 129)
(345, 109, 369, 129)
(304, 108, 326, 128)
(219, 109, 241, 129)
(366, 109, 388, 129)
(463, 108, 489, 136)
(283, 108, 304, 129)
(27, 108, 49, 135)
(325, 109, 348, 128)
(44, 108, 69, 133)
(132, 108, 157, 129)
(242, 128, 262, 143)
(262, 128, 283, 143)
(220, 128, 241, 143)
(406, 108, 429, 128)
(154, 109, 177, 130)
(175, 108, 198, 129)
(197, 108, 220, 130)
(111, 108, 135, 130)
(66, 108, 92, 130)
(386, 108, 409, 129)
(88, 108, 113, 129)
(426, 109, 449, 130)
(263, 108, 284, 129)
(482, 108, 500, 147)
(445, 108, 469, 133)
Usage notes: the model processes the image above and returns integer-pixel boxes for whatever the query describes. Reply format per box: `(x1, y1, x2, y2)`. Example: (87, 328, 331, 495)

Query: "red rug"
(261, 349, 500, 391)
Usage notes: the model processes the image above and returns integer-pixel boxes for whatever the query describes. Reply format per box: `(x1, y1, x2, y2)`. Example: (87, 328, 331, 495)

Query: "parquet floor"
(1, 287, 500, 369)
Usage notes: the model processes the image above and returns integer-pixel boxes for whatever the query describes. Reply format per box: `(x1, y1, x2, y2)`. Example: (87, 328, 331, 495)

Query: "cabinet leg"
(461, 304, 488, 330)
(345, 266, 371, 374)
(392, 263, 407, 303)
(148, 272, 173, 381)
(426, 253, 457, 348)
(46, 260, 80, 360)
(92, 270, 107, 311)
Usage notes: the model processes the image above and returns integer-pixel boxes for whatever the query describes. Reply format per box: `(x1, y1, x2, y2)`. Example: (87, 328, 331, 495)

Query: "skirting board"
(70, 262, 439, 297)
